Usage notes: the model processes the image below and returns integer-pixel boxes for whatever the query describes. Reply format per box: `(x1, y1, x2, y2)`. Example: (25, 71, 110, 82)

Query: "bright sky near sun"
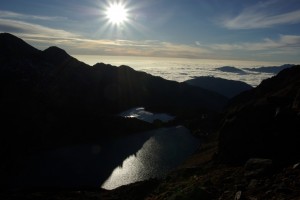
(1, 0, 300, 63)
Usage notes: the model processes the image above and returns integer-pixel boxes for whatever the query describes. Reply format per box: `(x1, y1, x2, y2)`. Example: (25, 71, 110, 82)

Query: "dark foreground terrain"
(1, 33, 300, 199)
(0, 32, 227, 191)
(2, 131, 300, 200)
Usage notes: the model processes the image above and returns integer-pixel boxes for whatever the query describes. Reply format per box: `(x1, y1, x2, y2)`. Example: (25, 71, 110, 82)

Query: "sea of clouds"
(73, 55, 292, 87)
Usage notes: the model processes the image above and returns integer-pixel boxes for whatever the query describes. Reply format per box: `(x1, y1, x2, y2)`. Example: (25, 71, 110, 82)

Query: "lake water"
(119, 107, 174, 123)
(9, 109, 199, 190)
(101, 126, 199, 190)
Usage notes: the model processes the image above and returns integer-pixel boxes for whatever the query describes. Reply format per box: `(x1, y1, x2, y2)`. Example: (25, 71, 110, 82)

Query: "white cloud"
(209, 35, 300, 52)
(195, 41, 201, 46)
(0, 19, 77, 38)
(221, 0, 300, 29)
(0, 18, 210, 58)
(73, 39, 211, 58)
(0, 10, 66, 21)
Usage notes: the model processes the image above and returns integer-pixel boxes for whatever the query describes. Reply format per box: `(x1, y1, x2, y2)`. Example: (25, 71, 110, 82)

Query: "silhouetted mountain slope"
(88, 64, 228, 113)
(0, 33, 227, 115)
(185, 76, 253, 98)
(43, 46, 73, 64)
(218, 65, 300, 164)
(2, 36, 228, 115)
(0, 33, 228, 187)
(0, 33, 40, 60)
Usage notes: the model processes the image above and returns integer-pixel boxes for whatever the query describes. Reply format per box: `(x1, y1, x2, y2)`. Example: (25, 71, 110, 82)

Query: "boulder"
(234, 191, 242, 200)
(244, 158, 273, 177)
(293, 162, 300, 169)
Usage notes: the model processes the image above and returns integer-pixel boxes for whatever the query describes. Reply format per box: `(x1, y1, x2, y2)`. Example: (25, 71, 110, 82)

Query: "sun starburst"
(105, 3, 128, 25)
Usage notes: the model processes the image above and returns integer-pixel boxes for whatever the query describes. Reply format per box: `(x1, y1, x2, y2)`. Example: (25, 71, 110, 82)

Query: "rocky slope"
(218, 65, 300, 164)
(3, 132, 299, 200)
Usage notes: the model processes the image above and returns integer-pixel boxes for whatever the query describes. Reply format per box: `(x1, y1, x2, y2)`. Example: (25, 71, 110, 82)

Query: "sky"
(1, 0, 300, 63)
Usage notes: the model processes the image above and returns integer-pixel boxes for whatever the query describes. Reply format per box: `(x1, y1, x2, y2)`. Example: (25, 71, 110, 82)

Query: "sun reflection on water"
(101, 126, 199, 190)
(101, 137, 160, 189)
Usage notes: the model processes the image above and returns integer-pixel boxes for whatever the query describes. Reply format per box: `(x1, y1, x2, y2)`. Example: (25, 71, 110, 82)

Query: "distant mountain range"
(215, 66, 247, 75)
(214, 64, 296, 76)
(185, 76, 253, 98)
(244, 64, 295, 74)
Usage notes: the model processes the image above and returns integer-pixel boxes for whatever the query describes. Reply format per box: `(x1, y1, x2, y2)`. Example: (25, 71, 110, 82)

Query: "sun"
(105, 3, 128, 25)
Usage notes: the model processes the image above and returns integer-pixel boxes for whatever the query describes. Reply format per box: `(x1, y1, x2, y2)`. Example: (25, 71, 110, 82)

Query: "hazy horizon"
(72, 54, 291, 87)
(73, 54, 289, 67)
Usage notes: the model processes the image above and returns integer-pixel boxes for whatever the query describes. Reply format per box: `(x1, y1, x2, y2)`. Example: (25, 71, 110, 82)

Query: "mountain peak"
(43, 46, 71, 64)
(0, 32, 23, 41)
(119, 65, 135, 71)
(0, 32, 40, 59)
(0, 32, 18, 39)
(185, 76, 253, 98)
(44, 46, 68, 54)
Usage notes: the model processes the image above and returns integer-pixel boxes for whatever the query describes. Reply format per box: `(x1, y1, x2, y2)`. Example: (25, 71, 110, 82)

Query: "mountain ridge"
(0, 33, 228, 113)
(244, 64, 295, 74)
(0, 33, 228, 185)
(0, 33, 41, 59)
(185, 76, 253, 98)
(43, 46, 72, 64)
